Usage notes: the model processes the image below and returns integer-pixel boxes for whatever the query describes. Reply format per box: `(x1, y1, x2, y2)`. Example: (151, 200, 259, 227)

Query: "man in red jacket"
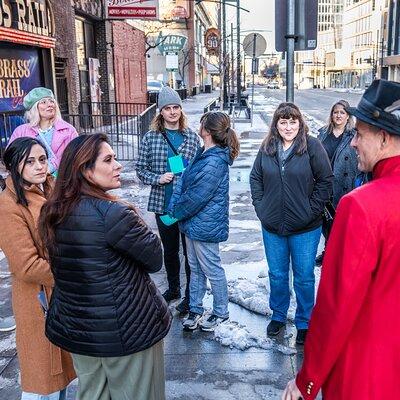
(282, 79, 400, 400)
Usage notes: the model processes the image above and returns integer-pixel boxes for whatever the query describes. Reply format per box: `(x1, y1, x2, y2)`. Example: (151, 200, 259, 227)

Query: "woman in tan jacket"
(0, 137, 75, 399)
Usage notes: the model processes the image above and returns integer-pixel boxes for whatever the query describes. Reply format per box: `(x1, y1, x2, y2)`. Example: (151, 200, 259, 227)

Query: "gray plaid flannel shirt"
(136, 128, 201, 214)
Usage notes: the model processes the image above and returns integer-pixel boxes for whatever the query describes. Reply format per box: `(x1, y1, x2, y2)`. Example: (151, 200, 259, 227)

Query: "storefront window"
(75, 19, 86, 67)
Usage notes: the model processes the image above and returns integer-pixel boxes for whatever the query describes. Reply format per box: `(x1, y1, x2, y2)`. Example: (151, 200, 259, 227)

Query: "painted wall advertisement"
(0, 47, 42, 113)
(107, 0, 159, 19)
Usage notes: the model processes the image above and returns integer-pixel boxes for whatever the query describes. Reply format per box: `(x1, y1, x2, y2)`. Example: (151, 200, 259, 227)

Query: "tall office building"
(382, 0, 400, 81)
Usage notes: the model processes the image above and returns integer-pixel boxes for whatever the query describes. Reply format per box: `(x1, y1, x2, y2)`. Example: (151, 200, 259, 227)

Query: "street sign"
(166, 53, 179, 71)
(204, 28, 220, 56)
(251, 58, 259, 75)
(275, 0, 318, 52)
(106, 0, 159, 19)
(243, 33, 267, 58)
(157, 34, 187, 55)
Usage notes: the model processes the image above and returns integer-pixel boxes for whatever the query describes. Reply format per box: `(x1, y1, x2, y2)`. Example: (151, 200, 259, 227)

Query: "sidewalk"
(0, 92, 322, 399)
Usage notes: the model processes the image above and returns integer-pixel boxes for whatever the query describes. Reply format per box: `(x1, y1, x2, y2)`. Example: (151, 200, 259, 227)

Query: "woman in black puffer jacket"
(250, 103, 333, 346)
(39, 134, 171, 400)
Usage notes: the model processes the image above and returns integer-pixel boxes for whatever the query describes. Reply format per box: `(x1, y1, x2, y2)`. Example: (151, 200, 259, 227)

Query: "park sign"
(107, 0, 159, 19)
(157, 34, 187, 55)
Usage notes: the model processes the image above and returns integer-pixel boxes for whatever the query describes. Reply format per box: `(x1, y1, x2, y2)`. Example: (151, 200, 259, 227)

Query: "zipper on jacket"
(278, 157, 285, 235)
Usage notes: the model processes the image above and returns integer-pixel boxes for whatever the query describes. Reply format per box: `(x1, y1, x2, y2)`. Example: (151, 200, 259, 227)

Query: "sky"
(226, 0, 276, 52)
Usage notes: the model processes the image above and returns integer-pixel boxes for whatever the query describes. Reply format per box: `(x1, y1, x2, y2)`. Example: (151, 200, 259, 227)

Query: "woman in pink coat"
(9, 87, 78, 176)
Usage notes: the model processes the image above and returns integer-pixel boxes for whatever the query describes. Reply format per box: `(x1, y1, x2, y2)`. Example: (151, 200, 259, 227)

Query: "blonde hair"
(25, 99, 62, 128)
(150, 110, 188, 132)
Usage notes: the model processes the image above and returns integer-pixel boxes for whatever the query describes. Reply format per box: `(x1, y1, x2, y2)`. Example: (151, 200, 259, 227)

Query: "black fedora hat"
(346, 79, 400, 136)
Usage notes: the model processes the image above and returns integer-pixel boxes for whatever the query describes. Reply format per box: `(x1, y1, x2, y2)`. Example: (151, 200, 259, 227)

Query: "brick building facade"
(0, 0, 147, 117)
(112, 22, 147, 104)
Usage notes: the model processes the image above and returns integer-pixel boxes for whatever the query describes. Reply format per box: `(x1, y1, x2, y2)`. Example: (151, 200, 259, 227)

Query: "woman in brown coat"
(0, 137, 75, 399)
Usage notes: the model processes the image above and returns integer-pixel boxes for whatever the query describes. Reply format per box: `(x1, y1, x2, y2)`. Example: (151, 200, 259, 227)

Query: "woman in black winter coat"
(250, 103, 333, 345)
(315, 100, 359, 266)
(39, 134, 172, 400)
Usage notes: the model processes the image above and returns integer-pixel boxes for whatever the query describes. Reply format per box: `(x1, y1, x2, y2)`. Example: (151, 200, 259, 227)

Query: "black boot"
(162, 288, 181, 302)
(296, 329, 308, 345)
(315, 251, 325, 267)
(176, 297, 189, 314)
(267, 320, 285, 336)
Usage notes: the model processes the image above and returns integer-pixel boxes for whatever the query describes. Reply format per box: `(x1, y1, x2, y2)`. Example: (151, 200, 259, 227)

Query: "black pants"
(155, 214, 190, 298)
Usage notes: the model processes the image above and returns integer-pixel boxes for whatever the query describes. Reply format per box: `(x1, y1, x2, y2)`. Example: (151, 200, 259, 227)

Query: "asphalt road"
(258, 87, 363, 123)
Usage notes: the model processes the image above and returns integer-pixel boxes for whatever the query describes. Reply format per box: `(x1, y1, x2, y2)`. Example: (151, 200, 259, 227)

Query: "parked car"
(147, 80, 164, 93)
(267, 81, 280, 89)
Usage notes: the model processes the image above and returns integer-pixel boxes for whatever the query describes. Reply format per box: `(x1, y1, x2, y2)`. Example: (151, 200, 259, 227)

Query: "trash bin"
(204, 84, 212, 93)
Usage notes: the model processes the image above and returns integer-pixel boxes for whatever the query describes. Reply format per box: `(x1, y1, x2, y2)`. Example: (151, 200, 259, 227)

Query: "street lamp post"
(236, 0, 241, 108)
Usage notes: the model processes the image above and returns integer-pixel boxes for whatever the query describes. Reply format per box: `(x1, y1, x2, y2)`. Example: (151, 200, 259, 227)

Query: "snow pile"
(228, 278, 270, 315)
(214, 320, 296, 355)
(228, 277, 297, 321)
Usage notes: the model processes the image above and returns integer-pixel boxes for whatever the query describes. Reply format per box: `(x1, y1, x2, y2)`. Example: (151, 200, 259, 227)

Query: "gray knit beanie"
(157, 86, 182, 110)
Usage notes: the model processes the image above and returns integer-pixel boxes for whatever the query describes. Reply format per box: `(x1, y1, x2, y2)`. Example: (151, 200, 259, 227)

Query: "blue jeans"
(185, 238, 229, 319)
(21, 389, 67, 400)
(262, 227, 321, 329)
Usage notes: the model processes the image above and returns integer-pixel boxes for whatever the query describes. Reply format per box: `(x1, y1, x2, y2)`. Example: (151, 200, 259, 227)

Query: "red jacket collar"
(373, 155, 400, 179)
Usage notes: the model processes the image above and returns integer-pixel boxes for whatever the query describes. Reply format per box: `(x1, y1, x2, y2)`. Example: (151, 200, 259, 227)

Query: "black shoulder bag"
(307, 140, 336, 236)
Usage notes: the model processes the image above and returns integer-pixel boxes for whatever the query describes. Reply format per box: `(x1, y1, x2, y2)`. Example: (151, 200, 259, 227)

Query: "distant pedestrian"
(315, 100, 358, 266)
(40, 134, 171, 400)
(282, 79, 400, 400)
(8, 87, 78, 177)
(250, 103, 333, 345)
(0, 137, 75, 399)
(136, 86, 200, 314)
(169, 111, 240, 331)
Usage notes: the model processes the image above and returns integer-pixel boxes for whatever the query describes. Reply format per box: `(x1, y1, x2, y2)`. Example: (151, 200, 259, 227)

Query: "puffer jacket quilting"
(168, 146, 232, 243)
(45, 197, 172, 357)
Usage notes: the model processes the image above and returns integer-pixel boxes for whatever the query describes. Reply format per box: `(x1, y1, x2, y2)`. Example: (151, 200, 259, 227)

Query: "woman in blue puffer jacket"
(168, 111, 240, 332)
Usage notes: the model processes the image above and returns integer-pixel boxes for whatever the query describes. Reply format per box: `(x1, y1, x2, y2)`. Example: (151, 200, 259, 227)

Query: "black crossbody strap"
(161, 131, 179, 156)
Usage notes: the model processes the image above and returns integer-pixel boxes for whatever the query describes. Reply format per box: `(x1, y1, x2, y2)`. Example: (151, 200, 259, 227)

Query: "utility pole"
(222, 0, 228, 108)
(218, 2, 223, 110)
(286, 0, 295, 102)
(231, 23, 235, 94)
(236, 0, 241, 107)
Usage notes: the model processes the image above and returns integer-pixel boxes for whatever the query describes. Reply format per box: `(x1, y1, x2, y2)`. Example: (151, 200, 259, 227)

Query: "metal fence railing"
(65, 103, 156, 161)
(203, 98, 220, 114)
(1, 103, 157, 161)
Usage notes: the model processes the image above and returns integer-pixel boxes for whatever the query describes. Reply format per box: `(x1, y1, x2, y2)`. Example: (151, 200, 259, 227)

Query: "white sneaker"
(182, 312, 203, 331)
(0, 316, 16, 332)
(199, 314, 229, 332)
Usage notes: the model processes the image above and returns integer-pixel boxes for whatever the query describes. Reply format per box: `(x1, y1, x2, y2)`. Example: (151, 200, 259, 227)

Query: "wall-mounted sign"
(107, 0, 159, 19)
(204, 28, 220, 56)
(157, 34, 187, 55)
(0, 0, 55, 48)
(0, 46, 42, 113)
(73, 0, 103, 19)
(171, 5, 187, 19)
(166, 52, 178, 71)
(160, 0, 188, 21)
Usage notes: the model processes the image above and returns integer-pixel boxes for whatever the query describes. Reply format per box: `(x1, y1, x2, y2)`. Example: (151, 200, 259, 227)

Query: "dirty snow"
(214, 320, 296, 355)
(0, 333, 16, 353)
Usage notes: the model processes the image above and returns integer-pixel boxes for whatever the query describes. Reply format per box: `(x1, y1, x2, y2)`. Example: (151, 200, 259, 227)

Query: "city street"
(255, 87, 363, 125)
(0, 88, 363, 399)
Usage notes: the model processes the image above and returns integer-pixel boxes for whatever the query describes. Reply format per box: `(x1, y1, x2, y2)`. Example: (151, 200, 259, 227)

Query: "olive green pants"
(71, 340, 165, 400)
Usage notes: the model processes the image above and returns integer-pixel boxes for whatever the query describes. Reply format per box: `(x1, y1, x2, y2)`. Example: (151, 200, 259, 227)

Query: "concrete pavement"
(0, 89, 329, 399)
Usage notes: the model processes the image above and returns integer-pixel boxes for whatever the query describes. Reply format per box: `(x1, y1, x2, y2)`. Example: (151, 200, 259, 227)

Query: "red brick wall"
(112, 22, 147, 104)
(51, 0, 80, 113)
